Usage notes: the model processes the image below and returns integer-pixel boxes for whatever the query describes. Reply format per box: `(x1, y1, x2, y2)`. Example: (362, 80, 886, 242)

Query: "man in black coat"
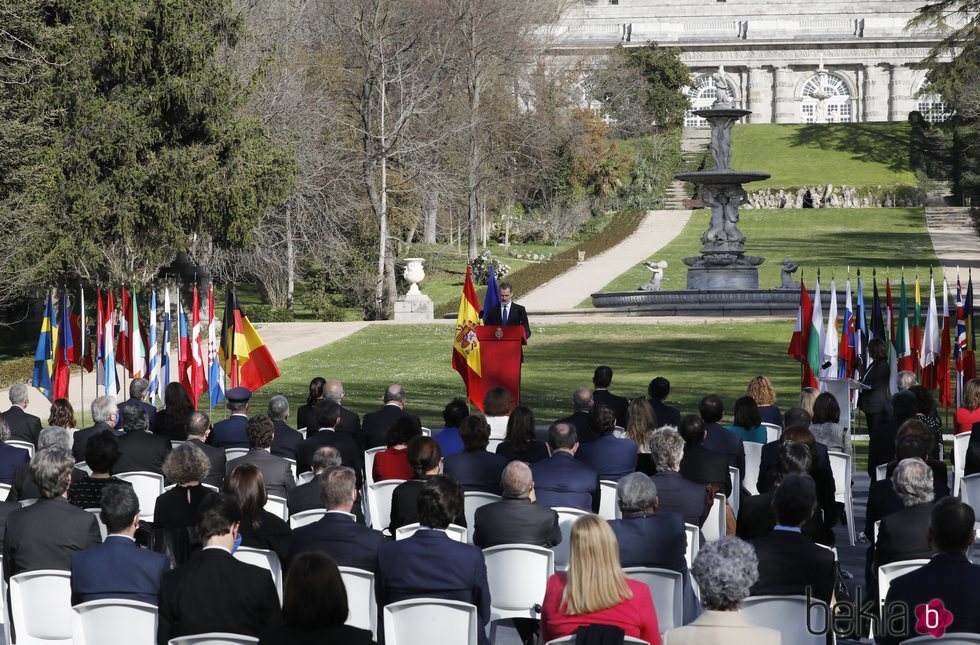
(2, 383, 42, 447)
(0, 417, 29, 486)
(113, 406, 172, 477)
(875, 458, 937, 570)
(72, 395, 123, 462)
(647, 377, 681, 428)
(481, 281, 531, 341)
(323, 379, 364, 449)
(157, 494, 281, 644)
(267, 395, 303, 460)
(699, 395, 745, 483)
(554, 388, 596, 443)
(287, 446, 341, 516)
(185, 411, 226, 490)
(649, 426, 711, 542)
(9, 426, 88, 503)
(473, 461, 561, 549)
(591, 366, 629, 427)
(362, 384, 422, 449)
(225, 415, 296, 498)
(677, 415, 731, 497)
(296, 401, 363, 486)
(443, 416, 508, 495)
(119, 377, 158, 430)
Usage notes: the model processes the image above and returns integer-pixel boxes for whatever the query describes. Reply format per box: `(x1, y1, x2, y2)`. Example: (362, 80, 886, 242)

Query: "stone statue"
(700, 184, 747, 245)
(779, 258, 800, 289)
(640, 261, 668, 291)
(709, 117, 734, 170)
(711, 66, 734, 107)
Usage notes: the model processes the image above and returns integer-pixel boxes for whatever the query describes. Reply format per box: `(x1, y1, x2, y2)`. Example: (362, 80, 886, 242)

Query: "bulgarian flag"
(920, 276, 941, 389)
(807, 279, 824, 388)
(789, 279, 818, 388)
(453, 266, 484, 409)
(896, 277, 914, 372)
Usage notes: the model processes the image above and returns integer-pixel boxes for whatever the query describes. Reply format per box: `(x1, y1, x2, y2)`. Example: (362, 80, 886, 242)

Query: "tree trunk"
(466, 23, 481, 261)
(423, 189, 438, 243)
(285, 205, 295, 310)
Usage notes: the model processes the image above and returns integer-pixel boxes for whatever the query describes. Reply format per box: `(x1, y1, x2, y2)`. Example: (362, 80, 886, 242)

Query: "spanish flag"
(452, 266, 483, 408)
(220, 287, 281, 392)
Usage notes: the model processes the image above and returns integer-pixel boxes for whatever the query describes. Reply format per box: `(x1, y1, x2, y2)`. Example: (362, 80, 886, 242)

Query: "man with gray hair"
(323, 379, 363, 449)
(0, 416, 29, 485)
(10, 426, 87, 502)
(4, 449, 101, 578)
(121, 377, 157, 429)
(473, 461, 561, 549)
(267, 395, 303, 461)
(649, 427, 711, 530)
(554, 387, 595, 442)
(72, 395, 121, 462)
(286, 465, 384, 571)
(185, 411, 225, 489)
(2, 382, 42, 446)
(875, 457, 937, 572)
(363, 383, 422, 449)
(287, 446, 342, 515)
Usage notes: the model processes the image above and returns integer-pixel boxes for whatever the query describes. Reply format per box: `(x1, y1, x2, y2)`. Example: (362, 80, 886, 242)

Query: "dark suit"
(209, 414, 250, 449)
(444, 450, 508, 494)
(121, 398, 158, 429)
(1, 406, 42, 447)
(287, 511, 384, 571)
(362, 405, 422, 450)
(114, 430, 172, 476)
(651, 471, 711, 529)
(529, 451, 600, 513)
(3, 496, 101, 578)
(859, 360, 891, 420)
(482, 301, 531, 340)
(153, 410, 188, 441)
(295, 428, 363, 486)
(882, 553, 980, 645)
(555, 410, 595, 443)
(0, 442, 29, 485)
(575, 435, 638, 481)
(8, 465, 87, 503)
(287, 476, 323, 516)
(867, 416, 901, 477)
(750, 528, 836, 603)
(703, 422, 745, 482)
(226, 449, 296, 498)
(153, 484, 216, 529)
(376, 529, 491, 645)
(337, 406, 364, 450)
(295, 404, 317, 433)
(71, 534, 170, 606)
(259, 624, 374, 645)
(187, 438, 226, 489)
(72, 422, 122, 462)
(158, 548, 281, 644)
(875, 501, 934, 568)
(270, 420, 303, 460)
(473, 498, 561, 548)
(593, 390, 629, 427)
(679, 444, 731, 497)
(389, 478, 466, 531)
(757, 440, 834, 494)
(0, 501, 17, 551)
(649, 399, 681, 429)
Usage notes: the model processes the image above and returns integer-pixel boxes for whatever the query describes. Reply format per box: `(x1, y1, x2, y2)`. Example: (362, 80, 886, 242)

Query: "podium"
(817, 377, 869, 431)
(475, 325, 527, 410)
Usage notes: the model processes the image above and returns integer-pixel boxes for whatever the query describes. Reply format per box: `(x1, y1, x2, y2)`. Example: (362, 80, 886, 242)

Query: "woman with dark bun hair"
(496, 406, 549, 463)
(296, 377, 326, 432)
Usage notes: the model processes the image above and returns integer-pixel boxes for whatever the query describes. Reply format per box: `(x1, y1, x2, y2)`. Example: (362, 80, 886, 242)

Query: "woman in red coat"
(373, 417, 422, 482)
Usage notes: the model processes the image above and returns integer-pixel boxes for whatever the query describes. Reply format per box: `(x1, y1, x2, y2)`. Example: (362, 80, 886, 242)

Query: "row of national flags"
(789, 269, 975, 407)
(32, 284, 280, 408)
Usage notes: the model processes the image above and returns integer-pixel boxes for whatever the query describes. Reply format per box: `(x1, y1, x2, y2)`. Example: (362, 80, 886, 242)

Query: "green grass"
(587, 207, 937, 300)
(730, 123, 917, 189)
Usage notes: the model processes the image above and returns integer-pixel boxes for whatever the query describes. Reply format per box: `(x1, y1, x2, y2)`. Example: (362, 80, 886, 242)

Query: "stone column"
(863, 63, 890, 122)
(889, 64, 916, 120)
(773, 67, 795, 123)
(748, 67, 774, 123)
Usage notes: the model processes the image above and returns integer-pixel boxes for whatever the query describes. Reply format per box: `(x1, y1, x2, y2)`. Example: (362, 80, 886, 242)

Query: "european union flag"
(482, 263, 500, 324)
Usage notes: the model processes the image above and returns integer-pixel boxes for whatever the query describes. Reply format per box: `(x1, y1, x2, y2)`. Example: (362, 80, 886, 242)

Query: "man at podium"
(482, 282, 531, 340)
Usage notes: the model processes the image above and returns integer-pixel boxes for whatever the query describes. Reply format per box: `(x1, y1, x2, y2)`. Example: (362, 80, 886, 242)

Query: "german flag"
(220, 287, 281, 391)
(452, 266, 483, 409)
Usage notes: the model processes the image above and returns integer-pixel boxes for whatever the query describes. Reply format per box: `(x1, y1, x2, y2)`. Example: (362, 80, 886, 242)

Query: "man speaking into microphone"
(482, 282, 531, 339)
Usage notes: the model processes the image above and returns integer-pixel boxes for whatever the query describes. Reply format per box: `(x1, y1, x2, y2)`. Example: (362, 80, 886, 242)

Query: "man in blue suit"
(699, 395, 745, 483)
(209, 387, 251, 449)
(0, 418, 29, 485)
(443, 415, 508, 494)
(287, 466, 384, 571)
(376, 476, 491, 645)
(70, 484, 170, 605)
(120, 378, 158, 430)
(530, 423, 600, 512)
(575, 404, 637, 481)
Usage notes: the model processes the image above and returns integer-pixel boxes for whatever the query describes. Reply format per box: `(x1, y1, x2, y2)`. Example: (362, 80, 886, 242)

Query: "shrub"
(468, 251, 511, 285)
(246, 305, 294, 322)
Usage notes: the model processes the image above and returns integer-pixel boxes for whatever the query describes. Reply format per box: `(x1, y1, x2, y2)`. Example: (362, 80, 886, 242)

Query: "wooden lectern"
(817, 377, 869, 431)
(476, 325, 527, 407)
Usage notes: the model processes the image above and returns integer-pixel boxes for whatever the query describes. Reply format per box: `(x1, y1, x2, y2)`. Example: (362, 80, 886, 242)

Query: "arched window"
(684, 75, 718, 127)
(916, 80, 952, 123)
(799, 72, 852, 123)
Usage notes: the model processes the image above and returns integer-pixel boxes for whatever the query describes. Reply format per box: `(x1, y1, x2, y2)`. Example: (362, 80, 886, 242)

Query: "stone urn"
(403, 258, 426, 296)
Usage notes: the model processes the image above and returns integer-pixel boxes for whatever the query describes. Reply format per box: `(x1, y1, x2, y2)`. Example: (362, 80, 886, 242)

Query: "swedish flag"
(32, 292, 56, 400)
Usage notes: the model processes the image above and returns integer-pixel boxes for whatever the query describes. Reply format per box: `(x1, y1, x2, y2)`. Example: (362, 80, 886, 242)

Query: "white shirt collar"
(107, 533, 136, 542)
(203, 545, 233, 554)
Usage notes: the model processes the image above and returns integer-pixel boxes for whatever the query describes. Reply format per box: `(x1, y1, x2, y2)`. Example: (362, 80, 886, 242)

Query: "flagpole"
(79, 284, 85, 428)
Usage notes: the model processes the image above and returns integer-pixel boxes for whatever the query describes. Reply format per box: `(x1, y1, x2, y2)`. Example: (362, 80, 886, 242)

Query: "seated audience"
(0, 417, 29, 485)
(483, 386, 515, 440)
(376, 476, 491, 645)
(70, 484, 170, 606)
(113, 405, 171, 476)
(208, 387, 252, 449)
(909, 384, 943, 459)
(649, 427, 711, 531)
(575, 404, 637, 481)
(473, 461, 561, 548)
(295, 400, 362, 484)
(875, 458, 936, 571)
(154, 443, 217, 531)
(224, 463, 291, 565)
(373, 417, 421, 482)
(390, 436, 465, 531)
(443, 415, 508, 494)
(259, 552, 374, 645)
(748, 473, 836, 602)
(867, 389, 918, 476)
(884, 419, 949, 494)
(362, 383, 422, 449)
(540, 514, 660, 644)
(955, 377, 980, 434)
(663, 537, 779, 645)
(592, 365, 629, 427)
(296, 377, 326, 434)
(622, 398, 657, 475)
(2, 383, 42, 446)
(677, 415, 731, 497)
(48, 398, 78, 432)
(882, 497, 980, 644)
(158, 494, 281, 643)
(120, 378, 158, 429)
(747, 375, 782, 427)
(723, 396, 767, 444)
(72, 395, 122, 462)
(154, 382, 194, 442)
(555, 388, 596, 443)
(9, 426, 87, 502)
(809, 392, 850, 454)
(699, 395, 745, 482)
(799, 387, 819, 417)
(267, 395, 303, 461)
(647, 376, 681, 429)
(496, 405, 550, 463)
(322, 379, 363, 448)
(434, 397, 468, 459)
(226, 415, 296, 499)
(530, 423, 600, 513)
(184, 411, 226, 489)
(68, 430, 130, 509)
(287, 465, 384, 572)
(609, 473, 698, 624)
(287, 446, 341, 515)
(4, 448, 101, 577)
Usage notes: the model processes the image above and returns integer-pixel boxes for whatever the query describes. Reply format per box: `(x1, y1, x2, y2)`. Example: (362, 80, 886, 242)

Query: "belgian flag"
(220, 287, 281, 391)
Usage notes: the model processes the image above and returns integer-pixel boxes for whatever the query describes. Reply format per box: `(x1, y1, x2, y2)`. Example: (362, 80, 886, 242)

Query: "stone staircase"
(666, 127, 711, 208)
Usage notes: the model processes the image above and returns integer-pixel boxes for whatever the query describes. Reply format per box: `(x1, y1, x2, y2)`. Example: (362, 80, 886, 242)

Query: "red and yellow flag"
(220, 287, 281, 392)
(452, 266, 483, 408)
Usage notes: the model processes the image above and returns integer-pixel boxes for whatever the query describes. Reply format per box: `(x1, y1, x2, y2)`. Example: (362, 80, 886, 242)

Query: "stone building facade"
(552, 0, 958, 125)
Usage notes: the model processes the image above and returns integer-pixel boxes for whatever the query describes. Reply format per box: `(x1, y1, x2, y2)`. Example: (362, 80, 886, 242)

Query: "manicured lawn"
(730, 123, 917, 189)
(587, 207, 937, 299)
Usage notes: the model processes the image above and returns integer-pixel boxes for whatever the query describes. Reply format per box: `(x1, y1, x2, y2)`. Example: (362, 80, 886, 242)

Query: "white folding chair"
(762, 423, 781, 443)
(264, 495, 288, 521)
(828, 450, 856, 546)
(552, 507, 589, 571)
(421, 427, 432, 437)
(701, 493, 725, 542)
(741, 595, 829, 645)
(289, 508, 326, 529)
(483, 544, 555, 642)
(547, 637, 648, 644)
(285, 458, 297, 481)
(623, 567, 684, 633)
(75, 461, 93, 476)
(296, 427, 307, 440)
(958, 474, 980, 533)
(9, 570, 73, 644)
(684, 523, 699, 571)
(224, 448, 248, 461)
(338, 566, 377, 637)
(85, 508, 108, 540)
(114, 471, 164, 523)
(874, 520, 881, 544)
(170, 441, 186, 450)
(72, 599, 157, 645)
(232, 547, 283, 604)
(598, 480, 620, 521)
(367, 479, 405, 532)
(878, 559, 930, 618)
(728, 466, 740, 517)
(395, 523, 466, 543)
(0, 484, 9, 503)
(876, 463, 889, 481)
(363, 447, 386, 489)
(383, 598, 478, 645)
(487, 437, 504, 453)
(297, 471, 315, 485)
(6, 441, 34, 459)
(955, 432, 972, 496)
(904, 634, 980, 644)
(167, 634, 259, 645)
(463, 491, 501, 544)
(744, 441, 763, 496)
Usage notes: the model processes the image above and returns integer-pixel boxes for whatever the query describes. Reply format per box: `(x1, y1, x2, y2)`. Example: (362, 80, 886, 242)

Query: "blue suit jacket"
(703, 422, 745, 482)
(122, 398, 158, 429)
(376, 529, 490, 645)
(0, 442, 29, 485)
(70, 535, 170, 606)
(435, 427, 464, 458)
(443, 450, 508, 494)
(287, 512, 385, 572)
(209, 415, 250, 449)
(575, 435, 638, 481)
(530, 452, 600, 512)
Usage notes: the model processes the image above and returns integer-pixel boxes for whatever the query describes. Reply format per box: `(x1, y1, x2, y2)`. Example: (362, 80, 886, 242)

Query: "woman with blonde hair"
(540, 514, 660, 643)
(621, 398, 657, 475)
(955, 378, 980, 434)
(799, 387, 820, 417)
(746, 375, 781, 426)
